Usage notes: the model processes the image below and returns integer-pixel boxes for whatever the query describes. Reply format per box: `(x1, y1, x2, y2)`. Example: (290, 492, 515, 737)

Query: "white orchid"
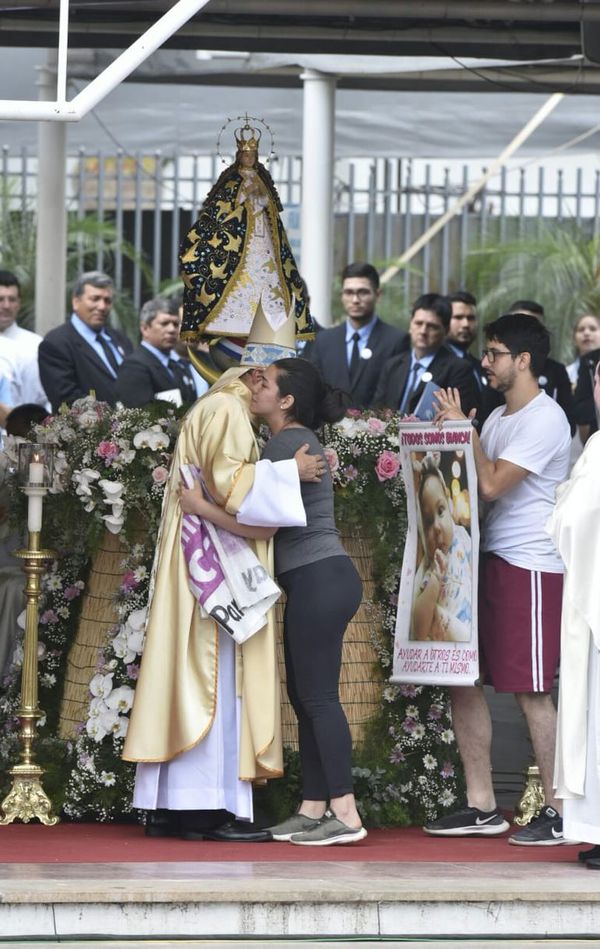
(98, 479, 125, 501)
(89, 672, 114, 698)
(111, 633, 131, 663)
(86, 717, 109, 742)
(126, 628, 144, 656)
(98, 708, 128, 739)
(105, 685, 135, 714)
(133, 425, 169, 451)
(73, 468, 101, 497)
(89, 696, 108, 718)
(102, 512, 125, 534)
(126, 607, 147, 632)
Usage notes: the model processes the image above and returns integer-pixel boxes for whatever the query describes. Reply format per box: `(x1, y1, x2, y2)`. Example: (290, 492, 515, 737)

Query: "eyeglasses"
(481, 348, 518, 364)
(341, 288, 374, 299)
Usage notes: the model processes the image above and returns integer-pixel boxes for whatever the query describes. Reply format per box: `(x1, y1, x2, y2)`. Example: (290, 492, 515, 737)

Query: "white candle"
(29, 460, 44, 484)
(27, 490, 43, 533)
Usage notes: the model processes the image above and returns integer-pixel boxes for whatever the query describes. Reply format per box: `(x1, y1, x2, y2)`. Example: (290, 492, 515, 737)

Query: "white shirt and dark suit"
(115, 342, 197, 408)
(307, 315, 407, 409)
(39, 315, 133, 413)
(374, 343, 479, 415)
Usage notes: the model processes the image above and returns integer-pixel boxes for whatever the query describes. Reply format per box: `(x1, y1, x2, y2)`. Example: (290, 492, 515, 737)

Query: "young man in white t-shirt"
(424, 313, 572, 846)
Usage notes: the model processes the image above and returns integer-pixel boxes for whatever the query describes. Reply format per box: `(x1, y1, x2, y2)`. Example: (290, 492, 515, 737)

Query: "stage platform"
(1, 824, 600, 943)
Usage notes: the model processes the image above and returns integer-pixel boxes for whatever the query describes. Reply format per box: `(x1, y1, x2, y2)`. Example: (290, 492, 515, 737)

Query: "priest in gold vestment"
(123, 304, 322, 841)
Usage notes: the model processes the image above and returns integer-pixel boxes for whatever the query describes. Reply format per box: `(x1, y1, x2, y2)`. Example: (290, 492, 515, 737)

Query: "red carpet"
(0, 822, 583, 863)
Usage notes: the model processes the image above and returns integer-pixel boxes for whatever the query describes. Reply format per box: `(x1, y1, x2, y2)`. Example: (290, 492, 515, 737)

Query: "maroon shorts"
(478, 553, 563, 693)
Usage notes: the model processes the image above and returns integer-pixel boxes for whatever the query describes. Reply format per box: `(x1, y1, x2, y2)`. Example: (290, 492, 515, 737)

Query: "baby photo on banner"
(392, 420, 480, 687)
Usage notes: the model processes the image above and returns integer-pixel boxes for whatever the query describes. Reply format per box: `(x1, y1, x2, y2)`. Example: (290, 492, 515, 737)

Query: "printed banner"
(391, 420, 480, 686)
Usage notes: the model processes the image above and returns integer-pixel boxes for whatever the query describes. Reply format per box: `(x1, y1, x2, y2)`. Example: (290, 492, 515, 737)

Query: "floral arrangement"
(0, 398, 181, 817)
(0, 398, 463, 824)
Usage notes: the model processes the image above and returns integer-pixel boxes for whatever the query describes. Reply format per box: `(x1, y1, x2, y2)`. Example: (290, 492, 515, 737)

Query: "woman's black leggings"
(279, 555, 363, 801)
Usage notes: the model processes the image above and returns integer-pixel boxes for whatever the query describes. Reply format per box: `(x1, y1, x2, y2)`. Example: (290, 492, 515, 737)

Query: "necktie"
(349, 332, 361, 381)
(401, 361, 423, 412)
(168, 358, 193, 401)
(95, 331, 120, 376)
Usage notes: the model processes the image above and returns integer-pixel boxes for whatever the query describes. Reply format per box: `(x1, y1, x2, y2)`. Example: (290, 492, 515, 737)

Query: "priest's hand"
(295, 444, 325, 483)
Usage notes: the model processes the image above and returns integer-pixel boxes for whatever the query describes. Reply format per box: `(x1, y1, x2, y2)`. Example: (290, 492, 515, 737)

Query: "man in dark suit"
(115, 297, 197, 408)
(506, 300, 575, 434)
(446, 290, 500, 429)
(374, 293, 479, 415)
(39, 271, 133, 413)
(307, 261, 406, 408)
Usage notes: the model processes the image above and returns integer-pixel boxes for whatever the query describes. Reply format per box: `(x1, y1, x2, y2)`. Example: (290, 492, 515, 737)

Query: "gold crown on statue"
(234, 116, 262, 152)
(216, 114, 275, 165)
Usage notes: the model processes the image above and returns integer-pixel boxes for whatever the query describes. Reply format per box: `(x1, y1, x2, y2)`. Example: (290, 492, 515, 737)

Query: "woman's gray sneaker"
(267, 813, 321, 841)
(289, 810, 367, 846)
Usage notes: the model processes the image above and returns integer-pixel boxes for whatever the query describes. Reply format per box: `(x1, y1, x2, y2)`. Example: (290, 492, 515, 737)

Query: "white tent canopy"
(1, 47, 600, 158)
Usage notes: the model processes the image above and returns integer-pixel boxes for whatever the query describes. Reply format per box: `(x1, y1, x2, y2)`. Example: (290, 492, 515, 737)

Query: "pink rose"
(152, 465, 169, 485)
(323, 447, 339, 474)
(367, 417, 386, 434)
(375, 449, 401, 482)
(96, 440, 120, 465)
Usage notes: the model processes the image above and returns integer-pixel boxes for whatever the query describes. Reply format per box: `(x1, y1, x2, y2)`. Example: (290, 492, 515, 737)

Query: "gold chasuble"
(123, 374, 283, 780)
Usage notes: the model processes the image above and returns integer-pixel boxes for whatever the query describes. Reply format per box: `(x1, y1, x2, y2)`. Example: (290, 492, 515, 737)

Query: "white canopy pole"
(0, 0, 212, 121)
(300, 68, 336, 326)
(380, 91, 564, 285)
(35, 59, 67, 336)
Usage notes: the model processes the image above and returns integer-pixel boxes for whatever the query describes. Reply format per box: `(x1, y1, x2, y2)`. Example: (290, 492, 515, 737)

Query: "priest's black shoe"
(579, 844, 600, 863)
(195, 820, 273, 842)
(144, 809, 181, 838)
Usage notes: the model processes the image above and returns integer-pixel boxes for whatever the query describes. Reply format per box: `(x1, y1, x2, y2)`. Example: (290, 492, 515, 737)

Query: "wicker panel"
(58, 531, 125, 739)
(57, 531, 383, 748)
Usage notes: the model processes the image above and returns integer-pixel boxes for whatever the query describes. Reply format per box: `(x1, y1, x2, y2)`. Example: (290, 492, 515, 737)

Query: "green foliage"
(465, 226, 600, 361)
(0, 180, 150, 334)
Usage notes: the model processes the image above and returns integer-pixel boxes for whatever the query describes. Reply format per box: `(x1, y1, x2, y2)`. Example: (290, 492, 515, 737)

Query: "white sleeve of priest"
(236, 459, 307, 527)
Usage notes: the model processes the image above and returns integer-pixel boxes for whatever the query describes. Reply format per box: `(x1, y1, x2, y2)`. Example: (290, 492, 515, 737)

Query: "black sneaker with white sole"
(423, 805, 509, 837)
(508, 805, 577, 846)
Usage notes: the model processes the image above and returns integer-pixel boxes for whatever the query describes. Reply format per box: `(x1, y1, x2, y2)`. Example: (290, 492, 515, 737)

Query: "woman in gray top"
(180, 358, 366, 846)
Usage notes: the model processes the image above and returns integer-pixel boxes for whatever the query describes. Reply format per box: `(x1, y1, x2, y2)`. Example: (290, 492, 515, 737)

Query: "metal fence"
(2, 146, 599, 314)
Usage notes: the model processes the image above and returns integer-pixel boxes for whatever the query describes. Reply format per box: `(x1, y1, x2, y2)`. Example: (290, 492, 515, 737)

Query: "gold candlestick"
(0, 444, 59, 825)
(514, 763, 545, 827)
(0, 531, 58, 825)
